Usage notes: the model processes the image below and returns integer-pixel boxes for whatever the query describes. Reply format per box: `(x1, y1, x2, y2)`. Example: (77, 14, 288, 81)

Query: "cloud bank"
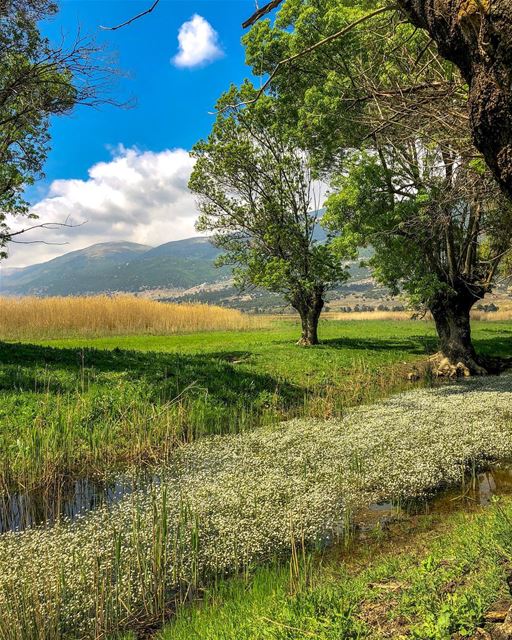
(172, 15, 223, 68)
(5, 147, 200, 267)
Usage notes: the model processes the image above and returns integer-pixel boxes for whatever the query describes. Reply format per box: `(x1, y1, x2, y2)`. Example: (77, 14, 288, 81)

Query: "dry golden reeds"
(471, 309, 512, 322)
(0, 295, 266, 339)
(324, 311, 417, 322)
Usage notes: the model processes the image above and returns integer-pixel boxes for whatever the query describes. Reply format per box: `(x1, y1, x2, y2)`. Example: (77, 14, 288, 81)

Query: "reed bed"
(471, 309, 512, 321)
(0, 296, 266, 339)
(323, 310, 419, 321)
(321, 309, 512, 322)
(1, 375, 512, 638)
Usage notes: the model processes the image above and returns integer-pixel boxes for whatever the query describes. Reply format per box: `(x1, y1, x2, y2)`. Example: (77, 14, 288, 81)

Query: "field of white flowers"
(1, 375, 512, 638)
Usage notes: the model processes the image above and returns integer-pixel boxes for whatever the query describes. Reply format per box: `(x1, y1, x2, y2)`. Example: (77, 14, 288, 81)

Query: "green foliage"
(189, 83, 348, 320)
(242, 0, 449, 164)
(161, 497, 512, 640)
(323, 145, 512, 310)
(0, 1, 107, 257)
(241, 0, 512, 324)
(324, 150, 442, 304)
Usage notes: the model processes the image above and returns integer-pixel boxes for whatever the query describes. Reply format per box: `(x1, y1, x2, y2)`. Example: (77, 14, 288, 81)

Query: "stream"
(1, 465, 512, 535)
(0, 472, 161, 534)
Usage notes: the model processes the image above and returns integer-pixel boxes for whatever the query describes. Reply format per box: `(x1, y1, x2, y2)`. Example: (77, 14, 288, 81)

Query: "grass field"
(1, 316, 512, 639)
(1, 319, 512, 491)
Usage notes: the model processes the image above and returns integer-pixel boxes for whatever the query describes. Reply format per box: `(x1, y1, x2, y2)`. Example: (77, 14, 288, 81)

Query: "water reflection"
(0, 474, 159, 534)
(1, 466, 511, 536)
(360, 466, 512, 532)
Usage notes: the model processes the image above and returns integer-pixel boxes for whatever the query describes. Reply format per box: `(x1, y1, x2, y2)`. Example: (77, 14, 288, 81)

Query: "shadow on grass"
(1, 329, 509, 411)
(317, 335, 438, 354)
(0, 341, 303, 410)
(474, 334, 512, 359)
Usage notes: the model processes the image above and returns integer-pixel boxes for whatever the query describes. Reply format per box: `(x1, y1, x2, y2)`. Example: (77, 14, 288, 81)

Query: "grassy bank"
(1, 375, 512, 638)
(1, 320, 512, 490)
(162, 495, 512, 640)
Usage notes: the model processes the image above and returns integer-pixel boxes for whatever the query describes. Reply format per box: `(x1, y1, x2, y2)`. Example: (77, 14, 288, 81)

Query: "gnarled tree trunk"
(399, 0, 512, 199)
(429, 286, 486, 374)
(293, 289, 324, 346)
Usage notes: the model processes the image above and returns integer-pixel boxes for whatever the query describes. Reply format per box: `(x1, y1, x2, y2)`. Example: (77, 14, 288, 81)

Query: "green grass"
(160, 497, 512, 640)
(1, 319, 511, 489)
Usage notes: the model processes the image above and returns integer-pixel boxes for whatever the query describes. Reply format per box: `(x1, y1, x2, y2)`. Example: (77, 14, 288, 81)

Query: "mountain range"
(0, 236, 382, 312)
(0, 237, 230, 297)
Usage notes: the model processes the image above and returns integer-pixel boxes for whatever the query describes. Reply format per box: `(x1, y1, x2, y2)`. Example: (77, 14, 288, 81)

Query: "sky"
(5, 0, 261, 268)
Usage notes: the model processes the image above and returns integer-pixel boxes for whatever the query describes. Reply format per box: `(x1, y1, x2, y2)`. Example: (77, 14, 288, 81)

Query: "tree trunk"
(294, 293, 324, 346)
(430, 289, 486, 374)
(399, 0, 512, 199)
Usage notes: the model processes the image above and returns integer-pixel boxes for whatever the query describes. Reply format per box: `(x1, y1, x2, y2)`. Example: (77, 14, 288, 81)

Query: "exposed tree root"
(429, 353, 512, 378)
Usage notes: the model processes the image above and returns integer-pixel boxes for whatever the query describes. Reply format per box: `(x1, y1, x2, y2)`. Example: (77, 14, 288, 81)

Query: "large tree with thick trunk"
(399, 0, 512, 200)
(242, 0, 512, 200)
(189, 84, 348, 346)
(325, 146, 512, 373)
(242, 0, 512, 370)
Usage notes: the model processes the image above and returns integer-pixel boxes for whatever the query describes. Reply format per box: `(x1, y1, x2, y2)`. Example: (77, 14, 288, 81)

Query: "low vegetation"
(0, 296, 265, 340)
(1, 374, 512, 637)
(0, 319, 433, 491)
(2, 319, 512, 492)
(163, 495, 512, 640)
(0, 316, 511, 639)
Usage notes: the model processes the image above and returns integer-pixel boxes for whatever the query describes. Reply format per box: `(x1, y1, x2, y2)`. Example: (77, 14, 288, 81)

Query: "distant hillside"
(0, 238, 229, 297)
(0, 236, 382, 308)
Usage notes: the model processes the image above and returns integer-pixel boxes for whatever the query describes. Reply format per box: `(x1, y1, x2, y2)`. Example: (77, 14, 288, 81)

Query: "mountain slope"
(0, 236, 377, 306)
(1, 242, 152, 296)
(0, 238, 229, 296)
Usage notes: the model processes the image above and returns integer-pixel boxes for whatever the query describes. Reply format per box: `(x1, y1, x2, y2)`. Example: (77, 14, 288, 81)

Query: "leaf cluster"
(190, 83, 350, 307)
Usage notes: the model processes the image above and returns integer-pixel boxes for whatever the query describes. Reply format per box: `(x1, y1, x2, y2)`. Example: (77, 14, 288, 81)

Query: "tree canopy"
(240, 0, 512, 370)
(189, 83, 349, 345)
(0, 0, 112, 256)
(242, 0, 512, 200)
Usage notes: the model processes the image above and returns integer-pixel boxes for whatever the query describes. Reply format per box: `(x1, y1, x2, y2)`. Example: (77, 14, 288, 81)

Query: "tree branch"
(100, 0, 161, 31)
(242, 0, 284, 29)
(227, 5, 399, 111)
(0, 221, 86, 242)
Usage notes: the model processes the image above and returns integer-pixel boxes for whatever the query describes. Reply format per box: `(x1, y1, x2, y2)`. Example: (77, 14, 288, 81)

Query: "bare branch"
(100, 0, 161, 31)
(242, 0, 284, 29)
(0, 220, 87, 242)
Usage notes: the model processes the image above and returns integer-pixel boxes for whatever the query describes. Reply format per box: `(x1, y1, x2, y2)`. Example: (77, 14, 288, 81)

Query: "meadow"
(1, 298, 512, 638)
(3, 314, 512, 492)
(1, 375, 512, 637)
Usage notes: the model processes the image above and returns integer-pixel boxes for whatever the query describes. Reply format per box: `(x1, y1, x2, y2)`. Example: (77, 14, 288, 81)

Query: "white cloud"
(172, 14, 223, 68)
(4, 147, 201, 267)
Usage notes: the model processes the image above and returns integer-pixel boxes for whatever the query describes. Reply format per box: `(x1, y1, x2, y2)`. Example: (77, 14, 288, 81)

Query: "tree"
(242, 0, 512, 371)
(324, 145, 512, 373)
(396, 0, 512, 201)
(189, 84, 348, 345)
(0, 0, 113, 257)
(242, 0, 512, 201)
(100, 0, 512, 198)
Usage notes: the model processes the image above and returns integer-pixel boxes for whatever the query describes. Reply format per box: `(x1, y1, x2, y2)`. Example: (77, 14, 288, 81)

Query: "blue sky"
(8, 0, 261, 266)
(43, 0, 256, 182)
